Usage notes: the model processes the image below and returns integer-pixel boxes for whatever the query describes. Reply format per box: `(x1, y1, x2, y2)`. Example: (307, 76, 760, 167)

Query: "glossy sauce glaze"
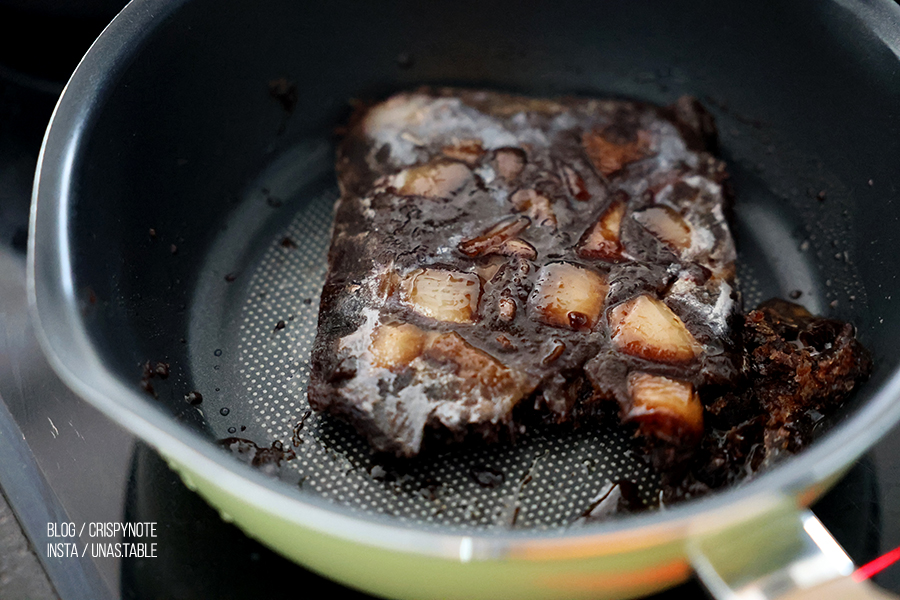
(308, 88, 742, 458)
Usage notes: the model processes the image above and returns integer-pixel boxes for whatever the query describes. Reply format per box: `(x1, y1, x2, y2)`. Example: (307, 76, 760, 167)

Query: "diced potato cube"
(395, 160, 473, 198)
(609, 295, 702, 363)
(494, 147, 526, 181)
(633, 206, 692, 251)
(401, 269, 481, 323)
(370, 323, 427, 370)
(424, 332, 522, 397)
(530, 263, 609, 330)
(626, 372, 704, 441)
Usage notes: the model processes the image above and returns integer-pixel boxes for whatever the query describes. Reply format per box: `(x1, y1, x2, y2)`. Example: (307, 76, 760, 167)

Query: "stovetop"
(0, 7, 897, 599)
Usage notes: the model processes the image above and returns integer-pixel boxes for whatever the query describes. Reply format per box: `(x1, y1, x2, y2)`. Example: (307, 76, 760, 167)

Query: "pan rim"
(26, 0, 900, 562)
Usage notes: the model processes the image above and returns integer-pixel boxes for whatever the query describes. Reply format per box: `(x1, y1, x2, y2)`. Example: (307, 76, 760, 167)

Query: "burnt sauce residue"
(219, 437, 296, 475)
(470, 465, 504, 489)
(291, 410, 312, 447)
(577, 480, 642, 522)
(139, 360, 170, 397)
(268, 77, 298, 114)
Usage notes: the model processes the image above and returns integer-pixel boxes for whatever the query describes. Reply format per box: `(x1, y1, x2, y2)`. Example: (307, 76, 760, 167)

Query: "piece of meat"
(308, 87, 741, 457)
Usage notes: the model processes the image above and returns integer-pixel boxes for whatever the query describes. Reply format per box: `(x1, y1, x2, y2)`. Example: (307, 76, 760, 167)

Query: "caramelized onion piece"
(561, 165, 591, 201)
(458, 216, 531, 258)
(474, 260, 503, 283)
(509, 189, 557, 229)
(424, 332, 526, 398)
(498, 238, 537, 260)
(498, 297, 517, 322)
(496, 334, 517, 352)
(542, 339, 566, 365)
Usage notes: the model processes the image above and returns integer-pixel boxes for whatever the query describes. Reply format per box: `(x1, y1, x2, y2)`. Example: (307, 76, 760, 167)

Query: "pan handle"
(689, 508, 898, 600)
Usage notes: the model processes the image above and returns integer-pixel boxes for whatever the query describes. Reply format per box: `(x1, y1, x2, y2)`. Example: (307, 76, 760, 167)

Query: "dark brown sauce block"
(308, 88, 743, 458)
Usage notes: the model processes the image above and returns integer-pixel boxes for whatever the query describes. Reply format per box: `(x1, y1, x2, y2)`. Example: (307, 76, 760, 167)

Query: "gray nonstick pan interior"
(51, 0, 900, 536)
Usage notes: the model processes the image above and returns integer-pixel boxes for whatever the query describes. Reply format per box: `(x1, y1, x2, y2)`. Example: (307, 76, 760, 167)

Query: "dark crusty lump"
(661, 299, 871, 501)
(308, 88, 743, 458)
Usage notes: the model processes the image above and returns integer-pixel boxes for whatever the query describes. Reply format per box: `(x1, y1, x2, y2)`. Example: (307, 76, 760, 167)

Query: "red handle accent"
(854, 546, 900, 582)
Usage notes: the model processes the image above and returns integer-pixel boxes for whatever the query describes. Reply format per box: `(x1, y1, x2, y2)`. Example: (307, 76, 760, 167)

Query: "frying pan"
(26, 0, 900, 598)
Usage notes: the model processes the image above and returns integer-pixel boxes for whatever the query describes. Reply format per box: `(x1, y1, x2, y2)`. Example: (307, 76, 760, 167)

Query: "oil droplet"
(220, 407, 230, 416)
(214, 348, 222, 357)
(227, 427, 236, 434)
